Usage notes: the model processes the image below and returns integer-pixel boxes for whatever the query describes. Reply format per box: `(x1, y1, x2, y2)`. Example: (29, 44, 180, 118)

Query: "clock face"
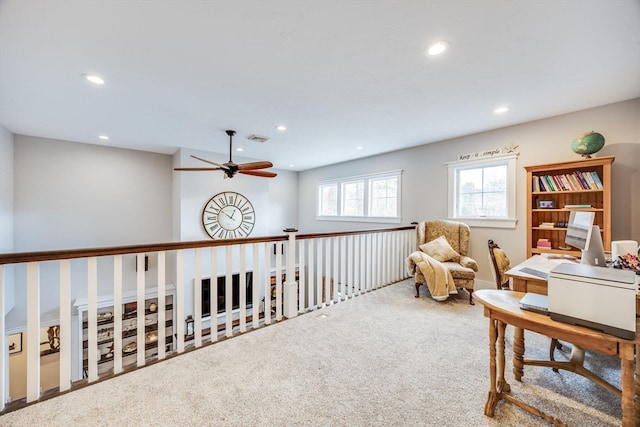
(202, 191, 255, 239)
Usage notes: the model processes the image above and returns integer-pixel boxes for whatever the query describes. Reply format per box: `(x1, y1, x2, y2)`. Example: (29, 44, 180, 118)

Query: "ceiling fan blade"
(173, 167, 222, 171)
(239, 170, 277, 178)
(237, 161, 274, 171)
(190, 155, 227, 169)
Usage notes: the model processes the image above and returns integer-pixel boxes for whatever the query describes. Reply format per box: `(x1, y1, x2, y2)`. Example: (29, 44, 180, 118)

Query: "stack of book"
(532, 170, 603, 192)
(538, 222, 555, 229)
(536, 238, 552, 249)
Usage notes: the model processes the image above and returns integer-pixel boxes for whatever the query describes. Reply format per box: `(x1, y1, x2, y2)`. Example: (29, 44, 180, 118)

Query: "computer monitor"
(564, 211, 595, 250)
(564, 211, 606, 266)
(580, 225, 607, 267)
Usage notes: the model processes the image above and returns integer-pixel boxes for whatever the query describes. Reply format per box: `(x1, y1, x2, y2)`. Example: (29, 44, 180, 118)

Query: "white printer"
(548, 263, 638, 340)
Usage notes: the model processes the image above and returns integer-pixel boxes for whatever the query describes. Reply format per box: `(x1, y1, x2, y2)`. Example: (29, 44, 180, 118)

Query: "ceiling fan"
(174, 130, 277, 178)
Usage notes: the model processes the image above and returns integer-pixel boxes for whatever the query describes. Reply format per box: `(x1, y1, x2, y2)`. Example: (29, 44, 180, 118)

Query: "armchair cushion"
(460, 255, 479, 272)
(419, 235, 460, 262)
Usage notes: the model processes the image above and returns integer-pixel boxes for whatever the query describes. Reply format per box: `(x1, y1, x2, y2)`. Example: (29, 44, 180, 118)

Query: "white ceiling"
(1, 0, 639, 171)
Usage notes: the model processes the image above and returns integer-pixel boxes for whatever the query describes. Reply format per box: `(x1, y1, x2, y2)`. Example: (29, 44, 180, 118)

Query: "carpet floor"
(0, 280, 622, 426)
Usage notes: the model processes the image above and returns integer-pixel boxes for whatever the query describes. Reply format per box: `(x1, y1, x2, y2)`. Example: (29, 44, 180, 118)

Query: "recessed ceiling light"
(98, 135, 109, 140)
(356, 146, 364, 150)
(289, 164, 295, 168)
(427, 41, 449, 56)
(236, 147, 244, 152)
(276, 125, 287, 132)
(494, 106, 510, 114)
(83, 74, 105, 85)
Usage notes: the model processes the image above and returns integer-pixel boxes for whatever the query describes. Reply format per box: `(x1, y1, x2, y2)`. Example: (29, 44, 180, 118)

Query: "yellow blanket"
(407, 251, 458, 301)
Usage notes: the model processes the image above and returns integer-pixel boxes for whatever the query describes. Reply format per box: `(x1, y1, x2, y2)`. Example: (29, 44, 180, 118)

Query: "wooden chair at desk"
(488, 240, 511, 290)
(489, 241, 564, 365)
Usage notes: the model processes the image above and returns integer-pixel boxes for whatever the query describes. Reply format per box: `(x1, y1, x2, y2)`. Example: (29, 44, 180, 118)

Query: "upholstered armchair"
(412, 220, 478, 304)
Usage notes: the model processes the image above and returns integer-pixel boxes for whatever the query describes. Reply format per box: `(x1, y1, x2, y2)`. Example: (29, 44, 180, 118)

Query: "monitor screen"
(564, 211, 595, 250)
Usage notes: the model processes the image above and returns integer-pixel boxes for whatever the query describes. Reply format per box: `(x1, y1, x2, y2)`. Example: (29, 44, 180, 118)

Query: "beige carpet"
(0, 280, 622, 426)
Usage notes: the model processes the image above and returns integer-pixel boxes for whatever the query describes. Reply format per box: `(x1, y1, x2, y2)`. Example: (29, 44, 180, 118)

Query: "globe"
(571, 131, 605, 158)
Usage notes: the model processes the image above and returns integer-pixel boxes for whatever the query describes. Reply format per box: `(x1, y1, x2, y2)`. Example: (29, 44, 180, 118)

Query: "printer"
(548, 263, 638, 340)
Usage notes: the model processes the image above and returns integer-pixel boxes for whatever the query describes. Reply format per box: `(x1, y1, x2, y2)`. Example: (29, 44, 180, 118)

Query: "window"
(447, 154, 517, 228)
(317, 170, 402, 223)
(319, 183, 338, 216)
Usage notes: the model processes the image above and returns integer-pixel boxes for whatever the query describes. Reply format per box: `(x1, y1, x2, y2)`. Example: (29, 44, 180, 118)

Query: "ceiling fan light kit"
(174, 129, 277, 178)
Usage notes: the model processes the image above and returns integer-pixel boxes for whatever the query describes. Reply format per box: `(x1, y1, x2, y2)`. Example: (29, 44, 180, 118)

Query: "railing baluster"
(26, 262, 41, 401)
(113, 255, 123, 374)
(324, 237, 331, 306)
(225, 246, 233, 337)
(157, 251, 166, 360)
(194, 248, 202, 347)
(298, 240, 306, 312)
(252, 243, 260, 328)
(136, 254, 145, 367)
(308, 239, 315, 307)
(275, 242, 283, 321)
(263, 243, 271, 325)
(332, 237, 338, 303)
(210, 247, 218, 342)
(316, 238, 323, 308)
(239, 244, 247, 332)
(59, 260, 71, 392)
(86, 257, 98, 383)
(176, 250, 185, 353)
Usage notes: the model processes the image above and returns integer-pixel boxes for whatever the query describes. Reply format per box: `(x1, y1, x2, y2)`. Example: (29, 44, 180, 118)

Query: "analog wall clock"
(202, 191, 255, 239)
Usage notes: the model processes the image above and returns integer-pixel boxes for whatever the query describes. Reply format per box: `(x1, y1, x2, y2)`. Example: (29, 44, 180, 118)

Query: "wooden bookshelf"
(524, 156, 614, 258)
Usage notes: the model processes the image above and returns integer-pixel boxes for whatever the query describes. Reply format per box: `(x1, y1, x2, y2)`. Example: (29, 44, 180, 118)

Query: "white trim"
(316, 215, 401, 224)
(449, 217, 518, 228)
(447, 153, 518, 228)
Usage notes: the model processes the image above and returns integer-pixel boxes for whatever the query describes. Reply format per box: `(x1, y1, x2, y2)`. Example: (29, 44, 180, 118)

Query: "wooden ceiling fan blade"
(173, 167, 222, 171)
(237, 161, 274, 171)
(191, 155, 226, 169)
(239, 170, 277, 178)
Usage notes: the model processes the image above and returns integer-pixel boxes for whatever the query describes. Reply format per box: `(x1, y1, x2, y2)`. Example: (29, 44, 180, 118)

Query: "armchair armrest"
(460, 255, 478, 272)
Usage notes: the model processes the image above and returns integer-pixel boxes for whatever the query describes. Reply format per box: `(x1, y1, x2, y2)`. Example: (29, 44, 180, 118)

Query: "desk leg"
(497, 320, 510, 394)
(635, 343, 640, 425)
(620, 343, 636, 427)
(485, 318, 499, 417)
(513, 327, 524, 381)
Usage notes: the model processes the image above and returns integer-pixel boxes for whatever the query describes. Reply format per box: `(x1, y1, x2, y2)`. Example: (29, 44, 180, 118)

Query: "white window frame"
(447, 153, 518, 228)
(317, 170, 402, 223)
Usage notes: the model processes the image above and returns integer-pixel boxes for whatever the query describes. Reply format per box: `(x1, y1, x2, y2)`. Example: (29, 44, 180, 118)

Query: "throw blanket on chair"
(407, 251, 458, 301)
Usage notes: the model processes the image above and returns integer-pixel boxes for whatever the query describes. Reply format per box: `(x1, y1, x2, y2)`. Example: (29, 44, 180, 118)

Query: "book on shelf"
(564, 204, 592, 209)
(544, 175, 556, 191)
(534, 171, 602, 192)
(538, 222, 555, 228)
(582, 171, 597, 188)
(590, 171, 603, 189)
(536, 238, 551, 248)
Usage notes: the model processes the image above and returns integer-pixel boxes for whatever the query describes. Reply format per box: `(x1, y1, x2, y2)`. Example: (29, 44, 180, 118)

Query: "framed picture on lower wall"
(9, 333, 22, 355)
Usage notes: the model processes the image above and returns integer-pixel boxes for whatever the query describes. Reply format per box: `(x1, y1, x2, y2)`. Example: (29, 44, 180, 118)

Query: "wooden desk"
(473, 289, 639, 427)
(505, 255, 577, 295)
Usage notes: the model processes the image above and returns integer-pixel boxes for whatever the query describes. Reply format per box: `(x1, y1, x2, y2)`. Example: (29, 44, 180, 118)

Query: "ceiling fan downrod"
(225, 129, 236, 163)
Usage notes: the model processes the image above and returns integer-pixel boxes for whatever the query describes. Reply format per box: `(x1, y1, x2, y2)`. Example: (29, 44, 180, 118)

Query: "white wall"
(298, 98, 640, 284)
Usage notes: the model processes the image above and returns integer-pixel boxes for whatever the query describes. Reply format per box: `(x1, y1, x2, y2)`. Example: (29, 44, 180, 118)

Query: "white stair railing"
(0, 226, 414, 413)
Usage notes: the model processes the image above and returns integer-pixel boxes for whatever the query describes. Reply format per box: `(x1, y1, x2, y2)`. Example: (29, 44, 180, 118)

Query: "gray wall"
(0, 126, 15, 311)
(298, 98, 640, 284)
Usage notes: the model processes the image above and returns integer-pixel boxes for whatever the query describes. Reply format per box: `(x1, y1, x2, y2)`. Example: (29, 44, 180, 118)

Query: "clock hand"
(222, 209, 234, 220)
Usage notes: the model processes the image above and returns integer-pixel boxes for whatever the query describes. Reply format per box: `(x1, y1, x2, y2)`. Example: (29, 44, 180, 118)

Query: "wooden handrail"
(0, 226, 416, 265)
